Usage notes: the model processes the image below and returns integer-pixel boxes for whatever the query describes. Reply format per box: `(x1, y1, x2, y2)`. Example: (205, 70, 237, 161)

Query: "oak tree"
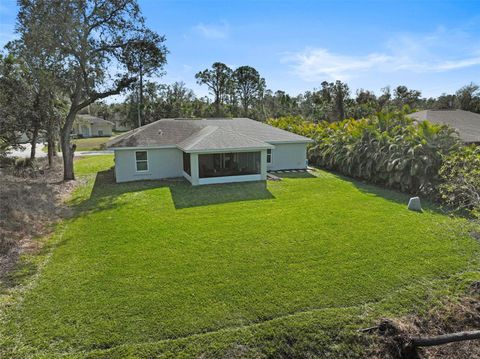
(16, 0, 167, 180)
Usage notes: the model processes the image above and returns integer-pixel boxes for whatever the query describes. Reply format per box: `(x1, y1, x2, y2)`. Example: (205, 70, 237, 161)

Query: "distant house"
(107, 118, 313, 185)
(409, 109, 480, 144)
(73, 114, 114, 138)
(111, 112, 133, 132)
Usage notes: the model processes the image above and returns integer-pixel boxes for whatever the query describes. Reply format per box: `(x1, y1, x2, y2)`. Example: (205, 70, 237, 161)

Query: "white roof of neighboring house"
(76, 114, 114, 126)
(107, 118, 312, 152)
(409, 109, 480, 143)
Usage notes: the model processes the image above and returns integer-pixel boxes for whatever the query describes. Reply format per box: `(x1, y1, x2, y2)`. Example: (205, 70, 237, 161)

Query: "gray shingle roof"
(76, 114, 114, 126)
(107, 118, 312, 150)
(178, 126, 274, 152)
(409, 110, 480, 143)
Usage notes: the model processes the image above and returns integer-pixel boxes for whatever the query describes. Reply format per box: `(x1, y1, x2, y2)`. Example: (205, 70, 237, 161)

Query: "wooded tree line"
(97, 68, 480, 129)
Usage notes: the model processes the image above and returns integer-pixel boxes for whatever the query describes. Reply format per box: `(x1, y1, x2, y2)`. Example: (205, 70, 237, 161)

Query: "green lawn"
(42, 136, 115, 152)
(73, 136, 113, 151)
(1, 155, 479, 358)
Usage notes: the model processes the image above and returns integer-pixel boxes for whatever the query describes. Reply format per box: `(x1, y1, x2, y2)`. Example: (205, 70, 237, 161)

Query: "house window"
(135, 151, 148, 172)
(98, 129, 103, 136)
(267, 149, 273, 164)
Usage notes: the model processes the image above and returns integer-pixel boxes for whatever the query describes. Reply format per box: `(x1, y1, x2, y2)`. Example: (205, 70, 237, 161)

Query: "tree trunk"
(409, 330, 480, 348)
(61, 111, 77, 180)
(30, 124, 39, 160)
(139, 63, 143, 126)
(47, 119, 58, 165)
(47, 138, 55, 167)
(214, 98, 221, 117)
(137, 86, 141, 128)
(136, 62, 143, 128)
(242, 98, 248, 117)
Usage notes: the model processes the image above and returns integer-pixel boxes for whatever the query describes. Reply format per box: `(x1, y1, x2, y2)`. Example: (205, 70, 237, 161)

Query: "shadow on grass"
(73, 169, 275, 213)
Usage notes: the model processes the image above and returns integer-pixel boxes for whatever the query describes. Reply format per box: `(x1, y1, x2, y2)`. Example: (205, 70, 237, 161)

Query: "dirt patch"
(366, 291, 480, 358)
(0, 157, 79, 283)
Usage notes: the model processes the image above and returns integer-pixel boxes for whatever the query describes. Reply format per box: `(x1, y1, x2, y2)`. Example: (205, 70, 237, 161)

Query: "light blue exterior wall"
(267, 143, 308, 171)
(91, 123, 113, 137)
(74, 121, 113, 137)
(114, 148, 183, 183)
(113, 143, 308, 184)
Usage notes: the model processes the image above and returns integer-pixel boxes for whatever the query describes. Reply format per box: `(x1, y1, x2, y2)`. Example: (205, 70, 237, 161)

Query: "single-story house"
(111, 112, 133, 132)
(107, 118, 313, 185)
(73, 114, 114, 138)
(409, 109, 480, 144)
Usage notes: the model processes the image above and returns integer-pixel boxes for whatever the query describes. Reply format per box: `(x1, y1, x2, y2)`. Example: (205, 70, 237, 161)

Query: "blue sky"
(1, 0, 480, 99)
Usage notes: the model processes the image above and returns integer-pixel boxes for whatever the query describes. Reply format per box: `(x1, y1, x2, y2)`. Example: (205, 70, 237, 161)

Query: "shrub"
(0, 155, 16, 168)
(13, 158, 38, 178)
(439, 145, 480, 217)
(268, 113, 460, 194)
(267, 115, 325, 139)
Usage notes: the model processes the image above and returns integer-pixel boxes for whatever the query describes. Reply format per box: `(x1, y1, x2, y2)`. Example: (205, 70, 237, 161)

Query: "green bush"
(439, 145, 480, 217)
(267, 115, 325, 139)
(268, 113, 459, 194)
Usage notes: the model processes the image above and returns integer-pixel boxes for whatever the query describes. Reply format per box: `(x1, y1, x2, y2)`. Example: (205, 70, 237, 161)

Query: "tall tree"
(7, 35, 63, 161)
(354, 89, 378, 118)
(331, 80, 349, 121)
(455, 83, 480, 112)
(317, 80, 350, 121)
(16, 0, 167, 180)
(378, 86, 392, 110)
(233, 66, 265, 116)
(158, 81, 196, 118)
(124, 37, 167, 127)
(0, 53, 31, 153)
(393, 85, 421, 110)
(298, 89, 331, 121)
(0, 50, 42, 160)
(195, 62, 233, 116)
(262, 90, 299, 119)
(434, 94, 456, 110)
(125, 81, 160, 126)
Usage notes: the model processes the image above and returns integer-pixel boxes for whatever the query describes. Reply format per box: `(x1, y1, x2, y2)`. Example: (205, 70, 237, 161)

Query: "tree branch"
(74, 76, 137, 111)
(406, 330, 480, 349)
(87, 1, 130, 35)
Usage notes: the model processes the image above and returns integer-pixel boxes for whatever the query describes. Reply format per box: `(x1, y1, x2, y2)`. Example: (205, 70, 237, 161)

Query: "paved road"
(6, 143, 47, 158)
(75, 150, 113, 156)
(6, 143, 113, 158)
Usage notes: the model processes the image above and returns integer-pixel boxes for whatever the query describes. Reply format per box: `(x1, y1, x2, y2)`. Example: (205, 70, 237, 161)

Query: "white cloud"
(285, 49, 392, 81)
(194, 21, 229, 39)
(284, 28, 480, 82)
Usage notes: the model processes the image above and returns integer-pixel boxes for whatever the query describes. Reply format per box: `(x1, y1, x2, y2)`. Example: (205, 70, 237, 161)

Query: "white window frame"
(266, 149, 273, 164)
(135, 150, 149, 172)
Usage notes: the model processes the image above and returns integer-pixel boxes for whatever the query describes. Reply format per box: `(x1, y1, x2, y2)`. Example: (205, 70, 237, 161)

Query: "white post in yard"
(190, 153, 199, 186)
(260, 149, 268, 180)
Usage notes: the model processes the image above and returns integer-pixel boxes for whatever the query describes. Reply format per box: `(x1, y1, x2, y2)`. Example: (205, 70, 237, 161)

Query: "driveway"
(6, 143, 47, 158)
(6, 144, 113, 158)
